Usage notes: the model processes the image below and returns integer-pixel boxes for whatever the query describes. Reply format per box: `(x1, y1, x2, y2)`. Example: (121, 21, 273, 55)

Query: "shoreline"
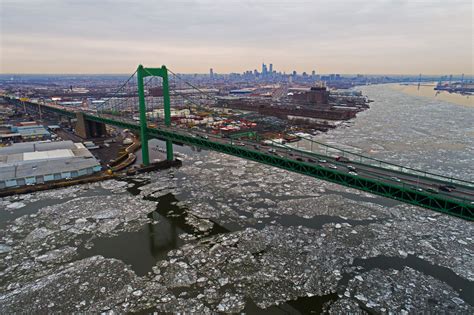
(388, 83, 473, 108)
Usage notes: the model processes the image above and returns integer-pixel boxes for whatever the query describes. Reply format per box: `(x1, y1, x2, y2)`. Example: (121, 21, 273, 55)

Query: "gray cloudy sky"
(1, 0, 473, 74)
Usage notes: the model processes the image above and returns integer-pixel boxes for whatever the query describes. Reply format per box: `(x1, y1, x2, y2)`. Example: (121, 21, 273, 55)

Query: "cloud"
(1, 0, 472, 73)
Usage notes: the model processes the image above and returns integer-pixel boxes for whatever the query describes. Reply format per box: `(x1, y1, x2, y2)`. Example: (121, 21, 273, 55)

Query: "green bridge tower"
(137, 65, 173, 165)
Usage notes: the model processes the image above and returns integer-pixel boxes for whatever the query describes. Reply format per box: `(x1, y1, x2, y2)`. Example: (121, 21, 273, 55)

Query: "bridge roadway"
(5, 98, 474, 220)
(175, 127, 473, 202)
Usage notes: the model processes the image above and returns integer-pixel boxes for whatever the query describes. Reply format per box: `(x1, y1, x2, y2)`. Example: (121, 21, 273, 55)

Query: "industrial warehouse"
(0, 140, 101, 189)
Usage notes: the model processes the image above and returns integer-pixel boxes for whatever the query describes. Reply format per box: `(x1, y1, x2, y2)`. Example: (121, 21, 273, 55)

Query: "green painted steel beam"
(145, 127, 473, 221)
(137, 65, 150, 166)
(160, 65, 174, 161)
(269, 140, 474, 190)
(6, 96, 473, 220)
(8, 98, 76, 118)
(142, 67, 167, 78)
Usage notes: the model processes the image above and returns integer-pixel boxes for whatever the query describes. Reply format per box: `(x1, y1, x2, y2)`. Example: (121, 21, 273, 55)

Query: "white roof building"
(0, 140, 101, 189)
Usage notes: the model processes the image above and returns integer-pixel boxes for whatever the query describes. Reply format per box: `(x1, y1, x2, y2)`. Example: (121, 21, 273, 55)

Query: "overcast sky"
(1, 0, 473, 74)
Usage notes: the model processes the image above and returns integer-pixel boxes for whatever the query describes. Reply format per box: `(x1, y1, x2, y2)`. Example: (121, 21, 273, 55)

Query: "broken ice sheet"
(332, 267, 473, 313)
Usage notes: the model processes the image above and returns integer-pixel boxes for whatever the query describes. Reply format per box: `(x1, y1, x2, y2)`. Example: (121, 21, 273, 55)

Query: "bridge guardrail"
(269, 136, 474, 189)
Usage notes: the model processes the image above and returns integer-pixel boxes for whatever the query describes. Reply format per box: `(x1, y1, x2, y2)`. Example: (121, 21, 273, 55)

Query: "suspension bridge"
(3, 65, 473, 220)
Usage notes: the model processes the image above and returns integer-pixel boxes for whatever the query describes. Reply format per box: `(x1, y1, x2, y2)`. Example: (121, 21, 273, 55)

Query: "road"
(11, 99, 474, 206)
(162, 126, 474, 204)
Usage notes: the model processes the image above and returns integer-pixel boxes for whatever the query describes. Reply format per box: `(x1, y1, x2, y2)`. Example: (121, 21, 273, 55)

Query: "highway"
(6, 97, 473, 217)
(164, 126, 474, 204)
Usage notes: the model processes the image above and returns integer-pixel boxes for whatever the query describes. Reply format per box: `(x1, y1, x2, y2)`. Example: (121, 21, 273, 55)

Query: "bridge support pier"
(75, 112, 107, 139)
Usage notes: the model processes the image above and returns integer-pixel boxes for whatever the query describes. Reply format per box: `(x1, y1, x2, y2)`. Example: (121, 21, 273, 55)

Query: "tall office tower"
(210, 68, 214, 79)
(269, 63, 273, 74)
(261, 63, 266, 75)
(311, 70, 316, 77)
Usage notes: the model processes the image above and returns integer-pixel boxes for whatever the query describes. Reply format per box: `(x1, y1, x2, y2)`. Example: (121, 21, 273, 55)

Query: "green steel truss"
(137, 65, 173, 165)
(4, 94, 474, 221)
(82, 112, 474, 220)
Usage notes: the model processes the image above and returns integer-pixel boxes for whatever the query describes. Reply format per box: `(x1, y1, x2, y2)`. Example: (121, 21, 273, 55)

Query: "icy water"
(312, 84, 474, 180)
(1, 84, 473, 314)
(391, 83, 473, 108)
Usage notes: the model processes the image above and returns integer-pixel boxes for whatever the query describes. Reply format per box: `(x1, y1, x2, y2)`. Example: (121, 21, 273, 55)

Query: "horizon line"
(1, 72, 473, 77)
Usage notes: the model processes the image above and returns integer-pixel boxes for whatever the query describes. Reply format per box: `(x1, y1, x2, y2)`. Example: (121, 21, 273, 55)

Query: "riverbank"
(389, 83, 473, 108)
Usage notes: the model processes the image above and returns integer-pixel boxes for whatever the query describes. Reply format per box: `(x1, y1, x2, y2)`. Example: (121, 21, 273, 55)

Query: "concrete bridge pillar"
(75, 112, 107, 139)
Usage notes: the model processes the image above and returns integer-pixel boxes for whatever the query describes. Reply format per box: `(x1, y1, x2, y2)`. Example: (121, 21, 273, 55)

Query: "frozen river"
(304, 84, 474, 181)
(0, 84, 473, 313)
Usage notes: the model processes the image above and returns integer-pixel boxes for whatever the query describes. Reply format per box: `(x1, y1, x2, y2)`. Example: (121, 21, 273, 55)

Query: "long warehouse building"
(0, 140, 101, 189)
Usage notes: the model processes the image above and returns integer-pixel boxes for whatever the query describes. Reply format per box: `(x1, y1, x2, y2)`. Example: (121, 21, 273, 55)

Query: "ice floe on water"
(0, 144, 473, 313)
(331, 267, 472, 313)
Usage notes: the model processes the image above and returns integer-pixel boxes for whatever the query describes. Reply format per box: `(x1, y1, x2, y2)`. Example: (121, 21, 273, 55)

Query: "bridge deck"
(7, 98, 474, 220)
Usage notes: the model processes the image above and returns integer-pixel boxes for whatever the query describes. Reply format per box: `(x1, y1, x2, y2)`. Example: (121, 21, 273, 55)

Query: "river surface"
(0, 84, 473, 314)
(311, 84, 474, 181)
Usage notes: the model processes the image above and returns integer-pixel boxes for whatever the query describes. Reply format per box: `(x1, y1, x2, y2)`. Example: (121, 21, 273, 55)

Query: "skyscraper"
(269, 63, 273, 74)
(209, 68, 214, 79)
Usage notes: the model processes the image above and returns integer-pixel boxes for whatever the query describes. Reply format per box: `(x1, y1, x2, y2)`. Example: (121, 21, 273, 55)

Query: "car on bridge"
(335, 156, 350, 163)
(439, 185, 455, 192)
(410, 186, 423, 192)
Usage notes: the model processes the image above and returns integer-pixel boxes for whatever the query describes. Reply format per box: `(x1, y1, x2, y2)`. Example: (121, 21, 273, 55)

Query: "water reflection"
(77, 192, 230, 276)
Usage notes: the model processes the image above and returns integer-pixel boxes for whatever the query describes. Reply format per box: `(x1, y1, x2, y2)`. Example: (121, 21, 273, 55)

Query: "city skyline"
(1, 0, 473, 75)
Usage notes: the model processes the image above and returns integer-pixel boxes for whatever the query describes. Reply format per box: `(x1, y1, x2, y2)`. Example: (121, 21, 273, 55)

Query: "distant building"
(269, 64, 273, 74)
(15, 125, 50, 141)
(149, 87, 163, 97)
(0, 140, 101, 189)
(0, 123, 50, 143)
(289, 86, 330, 105)
(210, 68, 214, 79)
(262, 63, 268, 76)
